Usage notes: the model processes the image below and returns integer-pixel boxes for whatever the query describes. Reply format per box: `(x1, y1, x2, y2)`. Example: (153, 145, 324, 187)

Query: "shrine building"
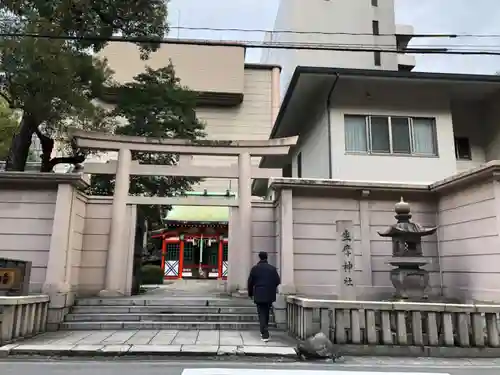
(151, 192, 231, 281)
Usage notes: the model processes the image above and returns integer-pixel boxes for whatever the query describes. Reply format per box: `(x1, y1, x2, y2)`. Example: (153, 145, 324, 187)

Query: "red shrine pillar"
(218, 237, 224, 279)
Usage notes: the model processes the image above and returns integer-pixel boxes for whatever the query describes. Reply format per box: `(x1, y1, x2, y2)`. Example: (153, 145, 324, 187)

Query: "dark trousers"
(256, 303, 272, 338)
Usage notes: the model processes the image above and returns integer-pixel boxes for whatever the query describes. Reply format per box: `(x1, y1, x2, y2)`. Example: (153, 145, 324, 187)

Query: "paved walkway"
(140, 280, 228, 298)
(0, 330, 297, 357)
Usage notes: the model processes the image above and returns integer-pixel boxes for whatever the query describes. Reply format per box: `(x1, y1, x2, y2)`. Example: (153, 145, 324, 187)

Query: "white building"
(254, 67, 500, 195)
(261, 0, 415, 93)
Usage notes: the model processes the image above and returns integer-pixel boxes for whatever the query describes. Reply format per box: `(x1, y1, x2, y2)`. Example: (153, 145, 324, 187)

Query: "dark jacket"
(247, 260, 281, 304)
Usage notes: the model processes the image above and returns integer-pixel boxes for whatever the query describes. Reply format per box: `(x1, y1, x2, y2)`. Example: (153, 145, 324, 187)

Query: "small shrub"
(140, 265, 164, 285)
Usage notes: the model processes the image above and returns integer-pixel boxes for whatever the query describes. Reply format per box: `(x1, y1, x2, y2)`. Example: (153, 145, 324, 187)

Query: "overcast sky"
(166, 0, 500, 74)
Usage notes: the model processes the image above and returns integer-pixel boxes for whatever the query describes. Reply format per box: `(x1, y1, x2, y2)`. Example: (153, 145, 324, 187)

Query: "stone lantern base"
(388, 257, 430, 300)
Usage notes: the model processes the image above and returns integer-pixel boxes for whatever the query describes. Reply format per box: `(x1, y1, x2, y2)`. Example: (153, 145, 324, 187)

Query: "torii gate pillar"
(99, 149, 132, 296)
(237, 152, 252, 292)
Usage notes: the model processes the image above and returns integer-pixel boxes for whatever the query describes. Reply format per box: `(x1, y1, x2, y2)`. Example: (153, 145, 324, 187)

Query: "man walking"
(247, 251, 281, 342)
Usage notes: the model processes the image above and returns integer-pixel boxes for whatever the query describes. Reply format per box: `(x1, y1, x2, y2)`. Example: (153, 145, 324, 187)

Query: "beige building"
(93, 41, 281, 194)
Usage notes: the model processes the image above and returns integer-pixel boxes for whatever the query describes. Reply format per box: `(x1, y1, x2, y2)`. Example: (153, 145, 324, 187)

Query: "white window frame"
(345, 115, 438, 157)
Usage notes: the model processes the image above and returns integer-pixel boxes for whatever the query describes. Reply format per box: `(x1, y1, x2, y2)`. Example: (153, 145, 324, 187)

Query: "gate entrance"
(154, 234, 228, 280)
(70, 130, 296, 296)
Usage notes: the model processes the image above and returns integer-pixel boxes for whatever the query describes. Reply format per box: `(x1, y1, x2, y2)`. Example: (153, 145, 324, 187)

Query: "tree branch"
(33, 127, 86, 172)
(48, 155, 86, 171)
(33, 126, 55, 172)
(0, 91, 13, 107)
(91, 3, 128, 32)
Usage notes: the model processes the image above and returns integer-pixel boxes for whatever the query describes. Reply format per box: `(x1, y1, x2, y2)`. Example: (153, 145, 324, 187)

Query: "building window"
(283, 163, 292, 178)
(344, 115, 438, 156)
(371, 0, 378, 6)
(297, 152, 302, 178)
(372, 20, 379, 35)
(454, 137, 472, 160)
(374, 51, 381, 66)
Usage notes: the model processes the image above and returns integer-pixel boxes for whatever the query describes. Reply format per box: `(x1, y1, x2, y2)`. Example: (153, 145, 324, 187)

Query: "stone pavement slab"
(128, 345, 182, 353)
(0, 329, 297, 358)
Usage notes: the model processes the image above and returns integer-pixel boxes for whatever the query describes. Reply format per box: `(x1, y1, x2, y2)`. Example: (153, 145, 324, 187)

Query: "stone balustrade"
(0, 295, 50, 345)
(287, 296, 500, 356)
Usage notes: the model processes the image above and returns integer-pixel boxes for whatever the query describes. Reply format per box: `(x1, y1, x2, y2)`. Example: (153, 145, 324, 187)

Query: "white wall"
(291, 103, 330, 179)
(293, 82, 460, 184)
(451, 100, 487, 172)
(484, 91, 500, 162)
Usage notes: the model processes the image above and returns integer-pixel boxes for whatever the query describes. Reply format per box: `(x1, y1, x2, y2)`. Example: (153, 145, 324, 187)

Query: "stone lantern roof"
(378, 197, 437, 238)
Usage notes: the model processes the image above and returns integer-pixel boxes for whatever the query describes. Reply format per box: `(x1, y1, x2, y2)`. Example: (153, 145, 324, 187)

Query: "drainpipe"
(326, 74, 340, 179)
(436, 207, 445, 296)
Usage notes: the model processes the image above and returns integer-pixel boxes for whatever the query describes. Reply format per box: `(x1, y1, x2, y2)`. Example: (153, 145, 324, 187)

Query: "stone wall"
(251, 202, 277, 266)
(271, 161, 500, 303)
(436, 180, 500, 302)
(0, 188, 57, 293)
(292, 194, 361, 296)
(77, 197, 112, 296)
(288, 189, 437, 298)
(3, 160, 500, 329)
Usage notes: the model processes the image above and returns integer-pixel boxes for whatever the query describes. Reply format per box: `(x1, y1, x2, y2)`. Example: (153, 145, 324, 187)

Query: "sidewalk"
(0, 329, 297, 358)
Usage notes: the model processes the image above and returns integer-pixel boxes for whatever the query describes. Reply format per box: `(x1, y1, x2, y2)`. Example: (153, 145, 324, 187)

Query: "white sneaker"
(261, 335, 269, 342)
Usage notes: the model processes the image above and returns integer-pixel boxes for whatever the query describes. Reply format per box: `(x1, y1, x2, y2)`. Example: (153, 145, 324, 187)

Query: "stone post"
(237, 151, 252, 292)
(227, 207, 240, 293)
(279, 188, 295, 293)
(275, 188, 295, 329)
(43, 183, 75, 330)
(337, 220, 357, 300)
(100, 148, 132, 296)
(44, 184, 73, 294)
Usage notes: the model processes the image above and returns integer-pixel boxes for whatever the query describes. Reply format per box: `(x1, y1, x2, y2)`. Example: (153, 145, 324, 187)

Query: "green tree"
(0, 98, 19, 160)
(89, 64, 206, 229)
(0, 0, 168, 171)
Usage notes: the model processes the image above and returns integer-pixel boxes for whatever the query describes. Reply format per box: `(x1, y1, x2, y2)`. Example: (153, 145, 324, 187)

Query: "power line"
(2, 28, 500, 49)
(1, 20, 499, 50)
(2, 32, 500, 56)
(1, 17, 500, 39)
(168, 26, 500, 39)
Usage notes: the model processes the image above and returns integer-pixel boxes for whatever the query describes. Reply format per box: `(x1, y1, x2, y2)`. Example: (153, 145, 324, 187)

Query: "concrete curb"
(0, 344, 298, 359)
(334, 344, 500, 358)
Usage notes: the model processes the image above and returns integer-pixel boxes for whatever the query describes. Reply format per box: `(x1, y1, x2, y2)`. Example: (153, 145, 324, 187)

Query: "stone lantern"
(378, 198, 437, 300)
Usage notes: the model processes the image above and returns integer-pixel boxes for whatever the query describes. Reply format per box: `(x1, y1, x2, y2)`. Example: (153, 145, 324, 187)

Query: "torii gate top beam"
(70, 130, 298, 156)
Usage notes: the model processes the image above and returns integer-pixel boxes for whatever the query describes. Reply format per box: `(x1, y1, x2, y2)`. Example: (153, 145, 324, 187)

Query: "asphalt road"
(1, 358, 499, 375)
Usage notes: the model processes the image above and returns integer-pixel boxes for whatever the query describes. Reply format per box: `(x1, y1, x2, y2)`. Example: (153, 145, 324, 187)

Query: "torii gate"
(70, 130, 297, 296)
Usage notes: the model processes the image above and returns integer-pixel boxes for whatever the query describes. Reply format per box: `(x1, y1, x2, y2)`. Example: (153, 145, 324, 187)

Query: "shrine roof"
(164, 206, 229, 224)
(163, 191, 232, 224)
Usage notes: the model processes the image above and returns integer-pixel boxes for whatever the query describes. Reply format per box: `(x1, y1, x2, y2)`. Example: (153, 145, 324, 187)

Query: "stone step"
(75, 297, 255, 307)
(71, 305, 258, 315)
(65, 313, 270, 323)
(59, 321, 276, 330)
